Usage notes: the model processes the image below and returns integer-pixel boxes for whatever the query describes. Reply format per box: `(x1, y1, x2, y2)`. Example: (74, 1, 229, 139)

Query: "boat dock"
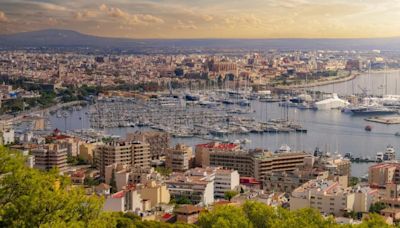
(87, 95, 307, 138)
(364, 116, 400, 124)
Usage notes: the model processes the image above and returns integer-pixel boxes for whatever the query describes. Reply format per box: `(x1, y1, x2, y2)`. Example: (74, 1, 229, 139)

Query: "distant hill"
(1, 29, 400, 51)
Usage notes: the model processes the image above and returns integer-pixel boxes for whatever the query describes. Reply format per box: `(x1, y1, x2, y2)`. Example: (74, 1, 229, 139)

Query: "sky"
(0, 0, 400, 39)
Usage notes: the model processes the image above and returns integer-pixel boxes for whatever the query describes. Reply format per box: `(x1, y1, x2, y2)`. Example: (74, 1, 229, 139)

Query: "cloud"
(73, 10, 97, 20)
(174, 20, 197, 30)
(0, 11, 8, 22)
(224, 14, 262, 29)
(99, 4, 164, 25)
(33, 2, 68, 12)
(202, 15, 213, 22)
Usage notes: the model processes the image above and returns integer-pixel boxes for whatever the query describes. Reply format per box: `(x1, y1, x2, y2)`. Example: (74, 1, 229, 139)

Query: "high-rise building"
(126, 131, 170, 160)
(195, 142, 240, 168)
(31, 143, 68, 171)
(95, 141, 151, 177)
(196, 144, 310, 180)
(165, 144, 193, 171)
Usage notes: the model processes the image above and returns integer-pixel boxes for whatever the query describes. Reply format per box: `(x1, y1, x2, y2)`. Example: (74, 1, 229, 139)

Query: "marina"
(9, 70, 400, 178)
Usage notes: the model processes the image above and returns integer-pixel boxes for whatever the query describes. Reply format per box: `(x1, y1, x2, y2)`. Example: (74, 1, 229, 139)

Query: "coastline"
(276, 69, 400, 90)
(275, 72, 360, 90)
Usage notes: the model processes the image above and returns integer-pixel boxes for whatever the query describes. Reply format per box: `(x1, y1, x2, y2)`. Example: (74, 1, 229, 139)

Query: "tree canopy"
(0, 147, 192, 228)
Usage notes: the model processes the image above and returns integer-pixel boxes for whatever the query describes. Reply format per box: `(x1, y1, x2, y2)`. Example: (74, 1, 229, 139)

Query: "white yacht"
(376, 152, 384, 162)
(277, 144, 291, 153)
(313, 93, 349, 110)
(376, 145, 396, 162)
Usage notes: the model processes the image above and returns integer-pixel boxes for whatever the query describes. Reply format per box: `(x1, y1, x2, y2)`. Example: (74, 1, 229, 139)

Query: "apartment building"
(314, 153, 351, 179)
(103, 186, 143, 213)
(369, 163, 400, 210)
(369, 163, 400, 188)
(263, 168, 329, 193)
(252, 150, 310, 180)
(136, 180, 171, 208)
(199, 145, 310, 180)
(31, 143, 68, 171)
(165, 167, 216, 205)
(209, 150, 254, 177)
(195, 142, 240, 168)
(165, 144, 193, 171)
(214, 169, 240, 198)
(95, 140, 151, 177)
(126, 131, 170, 160)
(290, 180, 376, 216)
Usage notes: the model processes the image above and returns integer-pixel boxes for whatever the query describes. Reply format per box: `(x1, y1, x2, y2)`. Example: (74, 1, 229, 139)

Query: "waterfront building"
(368, 163, 400, 211)
(165, 144, 193, 171)
(195, 142, 241, 168)
(126, 131, 170, 160)
(31, 143, 68, 171)
(313, 151, 351, 182)
(368, 163, 400, 189)
(95, 140, 151, 177)
(201, 145, 310, 180)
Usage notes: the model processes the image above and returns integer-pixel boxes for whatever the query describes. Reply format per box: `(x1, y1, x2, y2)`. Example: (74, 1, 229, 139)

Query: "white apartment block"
(290, 180, 376, 216)
(214, 169, 240, 198)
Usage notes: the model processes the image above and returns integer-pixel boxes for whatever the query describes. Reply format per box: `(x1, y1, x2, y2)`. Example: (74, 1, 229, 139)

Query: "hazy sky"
(0, 0, 400, 38)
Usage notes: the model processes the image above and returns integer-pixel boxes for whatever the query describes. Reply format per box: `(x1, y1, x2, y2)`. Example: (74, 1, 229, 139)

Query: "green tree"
(224, 190, 238, 201)
(356, 213, 390, 228)
(242, 201, 277, 227)
(0, 147, 103, 227)
(349, 177, 360, 187)
(0, 146, 193, 228)
(198, 205, 251, 228)
(369, 202, 387, 213)
(155, 167, 173, 176)
(171, 196, 192, 205)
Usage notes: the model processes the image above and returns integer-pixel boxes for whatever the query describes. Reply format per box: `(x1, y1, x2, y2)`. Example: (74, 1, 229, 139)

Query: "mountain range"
(1, 29, 400, 52)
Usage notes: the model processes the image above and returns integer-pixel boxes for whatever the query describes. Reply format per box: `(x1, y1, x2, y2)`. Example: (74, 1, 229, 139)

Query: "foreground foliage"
(199, 201, 390, 228)
(0, 147, 190, 227)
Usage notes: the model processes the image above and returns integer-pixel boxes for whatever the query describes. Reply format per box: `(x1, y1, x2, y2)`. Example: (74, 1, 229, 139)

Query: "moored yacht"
(376, 145, 396, 162)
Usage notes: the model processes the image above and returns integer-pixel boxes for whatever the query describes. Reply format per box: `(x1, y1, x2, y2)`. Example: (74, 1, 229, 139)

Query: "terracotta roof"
(240, 177, 260, 184)
(174, 205, 204, 214)
(111, 191, 125, 199)
(162, 213, 173, 219)
(196, 142, 238, 150)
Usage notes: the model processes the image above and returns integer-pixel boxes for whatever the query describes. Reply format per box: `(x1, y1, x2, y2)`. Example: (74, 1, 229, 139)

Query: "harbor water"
(49, 71, 400, 178)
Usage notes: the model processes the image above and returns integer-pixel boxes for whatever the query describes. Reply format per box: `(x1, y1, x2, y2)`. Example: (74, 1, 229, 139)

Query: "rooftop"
(196, 142, 239, 150)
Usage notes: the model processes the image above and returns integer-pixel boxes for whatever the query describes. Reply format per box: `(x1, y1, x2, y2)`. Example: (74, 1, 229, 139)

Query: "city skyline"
(1, 0, 400, 39)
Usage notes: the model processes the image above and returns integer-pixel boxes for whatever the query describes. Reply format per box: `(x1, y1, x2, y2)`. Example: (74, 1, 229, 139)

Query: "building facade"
(165, 144, 193, 171)
(126, 131, 170, 160)
(31, 143, 68, 171)
(95, 141, 151, 177)
(214, 169, 240, 198)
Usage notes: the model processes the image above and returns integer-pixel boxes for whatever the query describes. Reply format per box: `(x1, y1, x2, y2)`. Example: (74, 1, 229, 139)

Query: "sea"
(49, 70, 400, 178)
